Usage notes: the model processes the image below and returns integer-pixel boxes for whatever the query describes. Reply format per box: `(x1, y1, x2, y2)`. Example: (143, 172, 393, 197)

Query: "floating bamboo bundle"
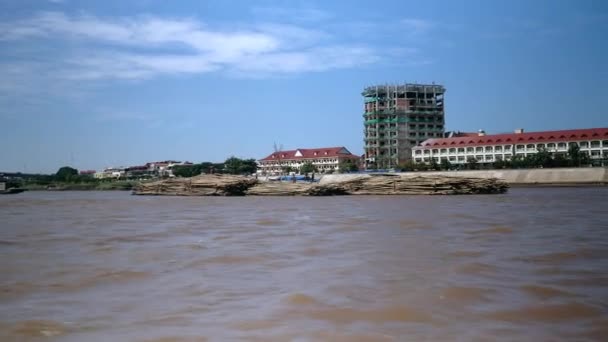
(335, 175, 508, 195)
(132, 174, 257, 196)
(132, 174, 508, 196)
(246, 182, 311, 196)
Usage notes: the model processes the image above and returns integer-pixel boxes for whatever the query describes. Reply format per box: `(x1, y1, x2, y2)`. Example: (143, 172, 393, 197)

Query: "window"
(485, 146, 493, 152)
(580, 141, 589, 148)
(591, 141, 601, 148)
(495, 146, 502, 152)
(558, 143, 566, 149)
(485, 155, 494, 161)
(466, 147, 474, 153)
(440, 149, 447, 154)
(415, 150, 421, 155)
(476, 147, 483, 153)
(602, 141, 608, 148)
(526, 144, 535, 150)
(432, 149, 439, 154)
(449, 156, 456, 161)
(457, 156, 465, 161)
(458, 148, 465, 153)
(504, 145, 512, 150)
(516, 145, 525, 151)
(537, 144, 545, 149)
(547, 143, 556, 149)
(449, 148, 456, 154)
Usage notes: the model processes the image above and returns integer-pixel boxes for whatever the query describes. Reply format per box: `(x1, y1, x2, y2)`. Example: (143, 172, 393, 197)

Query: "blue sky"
(0, 0, 606, 173)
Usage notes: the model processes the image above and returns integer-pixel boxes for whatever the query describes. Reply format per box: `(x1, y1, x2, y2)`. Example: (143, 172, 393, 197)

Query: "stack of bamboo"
(335, 175, 508, 195)
(132, 174, 257, 196)
(246, 182, 310, 196)
(132, 174, 508, 196)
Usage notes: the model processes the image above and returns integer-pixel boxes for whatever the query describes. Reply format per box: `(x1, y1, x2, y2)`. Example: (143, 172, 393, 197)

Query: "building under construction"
(363, 83, 445, 168)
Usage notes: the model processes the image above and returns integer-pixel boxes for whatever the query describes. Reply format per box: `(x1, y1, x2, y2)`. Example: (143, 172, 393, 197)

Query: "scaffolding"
(362, 83, 446, 168)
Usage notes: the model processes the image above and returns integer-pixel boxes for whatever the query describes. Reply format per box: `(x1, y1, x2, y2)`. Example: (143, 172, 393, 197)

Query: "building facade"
(258, 147, 359, 175)
(363, 83, 445, 168)
(412, 128, 608, 165)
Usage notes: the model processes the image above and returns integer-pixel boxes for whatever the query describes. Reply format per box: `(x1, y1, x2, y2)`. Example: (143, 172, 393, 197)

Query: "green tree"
(415, 162, 429, 171)
(339, 159, 359, 173)
(510, 155, 525, 168)
(534, 147, 553, 168)
(172, 165, 194, 177)
(429, 158, 440, 171)
(567, 144, 582, 167)
(465, 157, 478, 170)
(300, 162, 317, 174)
(397, 160, 416, 171)
(440, 159, 452, 171)
(238, 159, 258, 174)
(553, 153, 568, 167)
(55, 166, 78, 182)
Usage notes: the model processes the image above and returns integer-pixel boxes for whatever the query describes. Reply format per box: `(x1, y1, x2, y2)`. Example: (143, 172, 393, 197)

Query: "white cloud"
(0, 11, 386, 81)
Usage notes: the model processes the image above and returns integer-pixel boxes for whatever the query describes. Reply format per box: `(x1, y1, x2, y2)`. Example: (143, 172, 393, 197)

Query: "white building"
(94, 167, 126, 179)
(412, 128, 608, 165)
(258, 147, 360, 175)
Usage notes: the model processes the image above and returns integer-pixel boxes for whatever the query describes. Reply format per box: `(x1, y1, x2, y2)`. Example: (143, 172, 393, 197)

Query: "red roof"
(416, 128, 608, 149)
(260, 146, 358, 161)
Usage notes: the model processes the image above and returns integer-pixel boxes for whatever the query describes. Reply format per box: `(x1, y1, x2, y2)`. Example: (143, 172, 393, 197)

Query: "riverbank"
(320, 167, 608, 186)
(22, 181, 138, 191)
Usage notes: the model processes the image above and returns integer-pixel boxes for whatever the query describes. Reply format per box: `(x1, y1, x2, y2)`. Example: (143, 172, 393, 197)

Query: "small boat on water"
(0, 182, 26, 195)
(0, 188, 26, 195)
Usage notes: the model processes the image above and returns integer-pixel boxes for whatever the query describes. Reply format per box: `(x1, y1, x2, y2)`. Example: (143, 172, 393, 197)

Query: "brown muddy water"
(1, 188, 607, 341)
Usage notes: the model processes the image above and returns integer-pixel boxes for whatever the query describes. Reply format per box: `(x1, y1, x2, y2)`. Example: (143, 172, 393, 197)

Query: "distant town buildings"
(258, 147, 360, 175)
(363, 83, 445, 169)
(412, 128, 608, 165)
(94, 161, 193, 179)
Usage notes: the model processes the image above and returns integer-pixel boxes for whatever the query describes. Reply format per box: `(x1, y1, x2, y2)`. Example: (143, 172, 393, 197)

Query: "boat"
(0, 188, 26, 195)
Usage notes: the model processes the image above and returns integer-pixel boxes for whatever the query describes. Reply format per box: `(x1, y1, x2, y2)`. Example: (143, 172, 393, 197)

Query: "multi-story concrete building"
(363, 83, 445, 168)
(258, 147, 359, 175)
(412, 128, 608, 165)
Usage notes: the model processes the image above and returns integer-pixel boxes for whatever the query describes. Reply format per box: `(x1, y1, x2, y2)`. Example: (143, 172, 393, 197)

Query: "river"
(1, 188, 607, 341)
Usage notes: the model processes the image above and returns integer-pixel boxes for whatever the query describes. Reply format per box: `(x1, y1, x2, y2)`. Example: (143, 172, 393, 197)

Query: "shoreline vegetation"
(3, 155, 607, 192)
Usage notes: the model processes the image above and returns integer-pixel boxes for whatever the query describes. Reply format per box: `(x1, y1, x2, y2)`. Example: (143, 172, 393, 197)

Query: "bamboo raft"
(132, 174, 508, 196)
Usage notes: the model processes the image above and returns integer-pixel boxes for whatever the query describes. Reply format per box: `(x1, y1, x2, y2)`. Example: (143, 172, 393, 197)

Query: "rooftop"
(416, 127, 608, 148)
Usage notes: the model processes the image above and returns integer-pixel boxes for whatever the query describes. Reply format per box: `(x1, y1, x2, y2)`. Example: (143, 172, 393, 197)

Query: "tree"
(223, 157, 257, 175)
(238, 159, 258, 174)
(553, 153, 568, 167)
(534, 147, 553, 168)
(493, 159, 512, 169)
(429, 158, 440, 171)
(465, 157, 478, 170)
(339, 159, 359, 173)
(397, 160, 416, 171)
(56, 166, 78, 182)
(440, 159, 452, 171)
(172, 165, 194, 177)
(300, 162, 317, 174)
(567, 144, 581, 166)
